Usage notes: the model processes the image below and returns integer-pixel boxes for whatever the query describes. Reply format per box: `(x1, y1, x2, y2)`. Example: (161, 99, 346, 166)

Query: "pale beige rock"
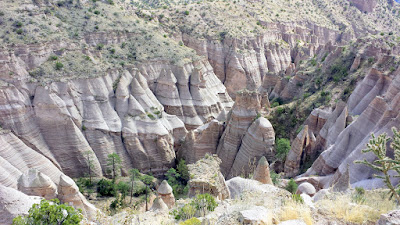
(228, 118, 275, 179)
(150, 197, 169, 212)
(57, 175, 98, 219)
(217, 90, 261, 176)
(17, 169, 57, 200)
(157, 180, 175, 208)
(284, 126, 311, 178)
(239, 206, 272, 225)
(253, 156, 273, 185)
(296, 182, 316, 197)
(188, 154, 230, 200)
(0, 184, 42, 225)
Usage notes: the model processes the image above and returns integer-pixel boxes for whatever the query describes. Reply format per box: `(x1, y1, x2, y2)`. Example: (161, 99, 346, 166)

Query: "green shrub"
(49, 55, 58, 61)
(276, 138, 291, 161)
(55, 62, 64, 70)
(291, 194, 304, 203)
(179, 217, 201, 225)
(94, 10, 100, 15)
(12, 199, 82, 225)
(172, 193, 217, 220)
(184, 11, 190, 15)
(352, 187, 366, 203)
(116, 181, 130, 198)
(97, 179, 115, 196)
(96, 43, 104, 50)
(285, 179, 298, 194)
(16, 29, 23, 35)
(165, 159, 189, 196)
(270, 170, 281, 185)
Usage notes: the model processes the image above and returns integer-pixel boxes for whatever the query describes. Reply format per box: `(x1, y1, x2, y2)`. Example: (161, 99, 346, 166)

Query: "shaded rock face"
(0, 42, 233, 178)
(179, 119, 225, 164)
(150, 197, 169, 212)
(377, 210, 400, 225)
(188, 155, 230, 200)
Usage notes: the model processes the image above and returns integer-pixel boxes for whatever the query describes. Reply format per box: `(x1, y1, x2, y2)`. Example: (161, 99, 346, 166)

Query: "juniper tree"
(355, 128, 400, 203)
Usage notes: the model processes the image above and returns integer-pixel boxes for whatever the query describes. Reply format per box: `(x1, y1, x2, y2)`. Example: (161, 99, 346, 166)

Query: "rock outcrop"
(376, 210, 400, 225)
(253, 156, 273, 185)
(150, 197, 169, 212)
(0, 184, 42, 225)
(239, 206, 272, 225)
(188, 154, 230, 200)
(57, 175, 98, 218)
(296, 182, 316, 197)
(157, 180, 175, 208)
(17, 169, 57, 200)
(349, 0, 378, 13)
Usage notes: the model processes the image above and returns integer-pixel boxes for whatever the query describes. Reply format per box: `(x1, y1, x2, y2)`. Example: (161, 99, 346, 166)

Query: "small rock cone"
(253, 156, 273, 185)
(150, 196, 169, 212)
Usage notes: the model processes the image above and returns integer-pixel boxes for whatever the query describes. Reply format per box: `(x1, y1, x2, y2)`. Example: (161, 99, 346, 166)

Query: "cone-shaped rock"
(17, 169, 57, 200)
(157, 180, 175, 208)
(150, 196, 169, 212)
(253, 156, 273, 184)
(332, 165, 350, 193)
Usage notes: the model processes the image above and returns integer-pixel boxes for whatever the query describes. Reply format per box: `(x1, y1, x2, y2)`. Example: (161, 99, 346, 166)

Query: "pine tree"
(107, 153, 122, 180)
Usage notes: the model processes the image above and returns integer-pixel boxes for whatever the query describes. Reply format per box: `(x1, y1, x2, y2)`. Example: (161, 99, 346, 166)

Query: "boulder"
(239, 206, 271, 225)
(17, 169, 57, 200)
(253, 156, 273, 185)
(296, 182, 316, 197)
(312, 189, 330, 202)
(226, 177, 290, 199)
(188, 154, 230, 200)
(376, 210, 400, 225)
(300, 193, 315, 209)
(157, 180, 175, 208)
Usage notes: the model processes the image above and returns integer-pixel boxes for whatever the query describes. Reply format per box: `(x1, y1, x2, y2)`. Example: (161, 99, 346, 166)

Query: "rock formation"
(17, 169, 57, 200)
(150, 197, 169, 212)
(239, 206, 271, 225)
(377, 210, 400, 225)
(284, 126, 312, 178)
(57, 175, 98, 218)
(332, 165, 350, 193)
(188, 154, 230, 200)
(253, 156, 273, 185)
(296, 182, 316, 197)
(0, 184, 42, 225)
(156, 180, 175, 208)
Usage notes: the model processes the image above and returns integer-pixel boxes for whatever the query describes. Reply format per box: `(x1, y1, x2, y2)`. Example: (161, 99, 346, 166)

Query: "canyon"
(1, 0, 400, 224)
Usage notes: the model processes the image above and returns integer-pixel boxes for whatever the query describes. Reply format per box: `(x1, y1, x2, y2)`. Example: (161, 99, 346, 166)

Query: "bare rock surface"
(253, 156, 273, 185)
(226, 177, 290, 199)
(0, 184, 42, 225)
(376, 210, 400, 225)
(239, 206, 271, 225)
(296, 182, 316, 197)
(17, 169, 57, 200)
(188, 154, 230, 200)
(157, 180, 175, 208)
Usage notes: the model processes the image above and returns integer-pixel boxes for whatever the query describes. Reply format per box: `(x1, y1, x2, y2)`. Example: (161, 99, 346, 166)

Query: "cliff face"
(300, 39, 400, 189)
(182, 22, 347, 97)
(0, 50, 232, 178)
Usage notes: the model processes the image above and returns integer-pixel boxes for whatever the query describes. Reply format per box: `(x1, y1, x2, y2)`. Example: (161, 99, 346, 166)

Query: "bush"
(12, 199, 82, 225)
(116, 181, 130, 198)
(285, 179, 298, 194)
(97, 179, 115, 197)
(55, 62, 64, 70)
(292, 194, 304, 203)
(270, 170, 281, 185)
(16, 29, 23, 35)
(172, 193, 217, 220)
(179, 217, 201, 225)
(276, 138, 291, 161)
(184, 11, 190, 15)
(49, 55, 58, 61)
(165, 160, 190, 196)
